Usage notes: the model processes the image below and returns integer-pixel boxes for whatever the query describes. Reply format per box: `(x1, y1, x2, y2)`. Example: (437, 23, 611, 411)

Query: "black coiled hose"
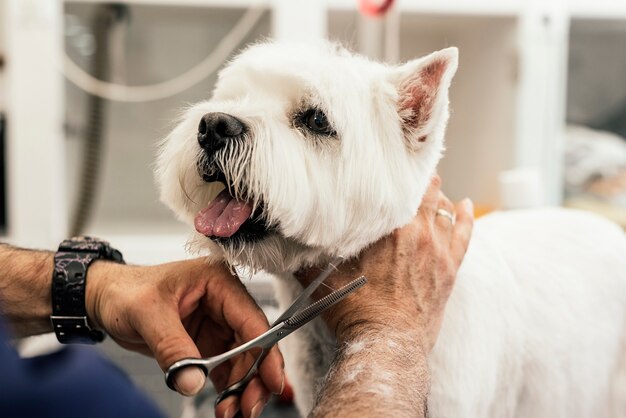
(70, 4, 127, 237)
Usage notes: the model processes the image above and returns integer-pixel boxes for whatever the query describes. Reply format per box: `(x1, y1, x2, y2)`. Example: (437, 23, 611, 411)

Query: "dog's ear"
(390, 47, 458, 150)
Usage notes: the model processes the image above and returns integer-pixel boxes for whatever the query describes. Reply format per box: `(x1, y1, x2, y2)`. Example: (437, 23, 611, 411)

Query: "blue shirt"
(0, 318, 165, 418)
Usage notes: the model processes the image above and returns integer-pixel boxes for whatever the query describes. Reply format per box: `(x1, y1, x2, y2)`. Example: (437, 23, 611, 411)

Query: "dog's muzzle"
(193, 112, 273, 246)
(196, 112, 245, 183)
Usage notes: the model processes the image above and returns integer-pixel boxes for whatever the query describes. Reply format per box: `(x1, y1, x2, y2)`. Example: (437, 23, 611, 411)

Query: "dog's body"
(277, 209, 626, 417)
(157, 41, 626, 417)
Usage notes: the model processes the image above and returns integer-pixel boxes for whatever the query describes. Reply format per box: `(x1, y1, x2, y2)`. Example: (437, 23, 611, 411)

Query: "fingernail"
(463, 198, 474, 216)
(279, 371, 285, 395)
(250, 399, 266, 418)
(174, 367, 205, 396)
(272, 371, 285, 395)
(223, 405, 237, 418)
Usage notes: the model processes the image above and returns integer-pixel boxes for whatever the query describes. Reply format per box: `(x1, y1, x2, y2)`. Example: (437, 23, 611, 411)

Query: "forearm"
(0, 244, 54, 337)
(310, 328, 430, 418)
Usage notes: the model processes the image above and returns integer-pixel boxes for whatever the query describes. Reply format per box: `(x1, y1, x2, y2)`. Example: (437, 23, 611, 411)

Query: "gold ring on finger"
(436, 208, 456, 225)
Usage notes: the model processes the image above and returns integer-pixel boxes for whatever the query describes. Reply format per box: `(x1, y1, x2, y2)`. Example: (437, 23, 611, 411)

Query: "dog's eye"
(301, 108, 336, 136)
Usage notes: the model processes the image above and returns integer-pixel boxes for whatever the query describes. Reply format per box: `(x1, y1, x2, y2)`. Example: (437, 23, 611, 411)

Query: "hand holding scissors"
(165, 257, 366, 410)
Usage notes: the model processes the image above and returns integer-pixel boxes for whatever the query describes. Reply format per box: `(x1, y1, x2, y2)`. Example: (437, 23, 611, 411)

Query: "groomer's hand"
(304, 176, 473, 418)
(85, 258, 283, 418)
(299, 175, 474, 352)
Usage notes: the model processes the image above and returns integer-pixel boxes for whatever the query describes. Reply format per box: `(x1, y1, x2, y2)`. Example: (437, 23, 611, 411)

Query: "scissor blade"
(285, 276, 367, 329)
(274, 256, 344, 324)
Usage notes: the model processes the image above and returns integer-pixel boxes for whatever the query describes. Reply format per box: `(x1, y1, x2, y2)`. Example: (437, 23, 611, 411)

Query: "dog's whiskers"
(178, 171, 198, 206)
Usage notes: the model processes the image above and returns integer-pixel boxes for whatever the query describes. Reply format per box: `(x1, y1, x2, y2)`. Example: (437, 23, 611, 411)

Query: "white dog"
(157, 41, 626, 417)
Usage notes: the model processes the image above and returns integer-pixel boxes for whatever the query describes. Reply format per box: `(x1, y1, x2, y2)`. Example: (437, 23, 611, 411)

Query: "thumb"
(134, 307, 206, 396)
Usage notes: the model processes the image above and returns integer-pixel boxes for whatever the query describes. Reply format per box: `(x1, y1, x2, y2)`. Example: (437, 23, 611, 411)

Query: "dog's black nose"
(198, 112, 245, 153)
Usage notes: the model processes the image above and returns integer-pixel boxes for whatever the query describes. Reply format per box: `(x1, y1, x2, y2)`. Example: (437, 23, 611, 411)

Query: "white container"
(499, 167, 543, 209)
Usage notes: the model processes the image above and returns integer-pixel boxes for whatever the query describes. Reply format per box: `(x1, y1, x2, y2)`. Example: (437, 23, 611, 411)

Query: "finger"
(207, 269, 271, 342)
(419, 174, 442, 215)
(257, 345, 285, 395)
(132, 306, 205, 396)
(209, 356, 235, 392)
(451, 198, 474, 263)
(240, 376, 270, 418)
(434, 191, 456, 232)
(214, 376, 269, 418)
(207, 273, 284, 393)
(214, 395, 240, 418)
(211, 338, 266, 416)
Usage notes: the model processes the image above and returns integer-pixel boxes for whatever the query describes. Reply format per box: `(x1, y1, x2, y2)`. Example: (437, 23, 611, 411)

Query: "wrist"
(85, 260, 125, 331)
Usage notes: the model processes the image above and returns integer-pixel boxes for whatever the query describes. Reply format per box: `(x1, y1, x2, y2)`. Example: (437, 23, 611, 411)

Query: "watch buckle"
(51, 315, 94, 333)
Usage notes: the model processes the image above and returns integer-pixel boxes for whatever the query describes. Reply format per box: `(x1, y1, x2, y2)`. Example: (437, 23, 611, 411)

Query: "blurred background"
(1, 0, 626, 417)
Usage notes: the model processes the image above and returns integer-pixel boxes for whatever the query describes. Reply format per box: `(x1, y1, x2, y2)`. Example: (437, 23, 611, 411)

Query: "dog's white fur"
(157, 41, 626, 417)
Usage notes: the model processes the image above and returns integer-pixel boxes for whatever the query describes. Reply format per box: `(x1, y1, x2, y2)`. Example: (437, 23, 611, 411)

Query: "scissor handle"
(165, 358, 210, 390)
(214, 348, 267, 406)
(165, 322, 289, 391)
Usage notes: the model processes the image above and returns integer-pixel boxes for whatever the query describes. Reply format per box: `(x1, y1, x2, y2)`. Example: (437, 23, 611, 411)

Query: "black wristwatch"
(51, 236, 125, 344)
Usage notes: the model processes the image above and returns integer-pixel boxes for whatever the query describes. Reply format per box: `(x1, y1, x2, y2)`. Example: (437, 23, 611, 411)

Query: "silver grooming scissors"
(164, 257, 367, 406)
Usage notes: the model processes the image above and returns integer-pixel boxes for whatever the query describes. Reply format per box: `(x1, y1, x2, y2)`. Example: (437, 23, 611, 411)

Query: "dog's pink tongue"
(195, 189, 253, 237)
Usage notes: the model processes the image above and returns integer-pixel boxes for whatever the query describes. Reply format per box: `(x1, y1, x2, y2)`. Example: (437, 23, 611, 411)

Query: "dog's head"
(157, 41, 457, 272)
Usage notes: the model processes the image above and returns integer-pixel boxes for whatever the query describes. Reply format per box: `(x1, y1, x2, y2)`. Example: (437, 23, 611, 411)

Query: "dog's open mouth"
(194, 170, 272, 244)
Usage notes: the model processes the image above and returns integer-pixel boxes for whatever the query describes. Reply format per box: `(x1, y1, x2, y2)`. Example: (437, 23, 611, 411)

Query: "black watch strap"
(51, 236, 124, 344)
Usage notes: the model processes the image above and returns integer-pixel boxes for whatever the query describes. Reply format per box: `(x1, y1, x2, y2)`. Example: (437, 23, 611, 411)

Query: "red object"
(358, 0, 395, 17)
